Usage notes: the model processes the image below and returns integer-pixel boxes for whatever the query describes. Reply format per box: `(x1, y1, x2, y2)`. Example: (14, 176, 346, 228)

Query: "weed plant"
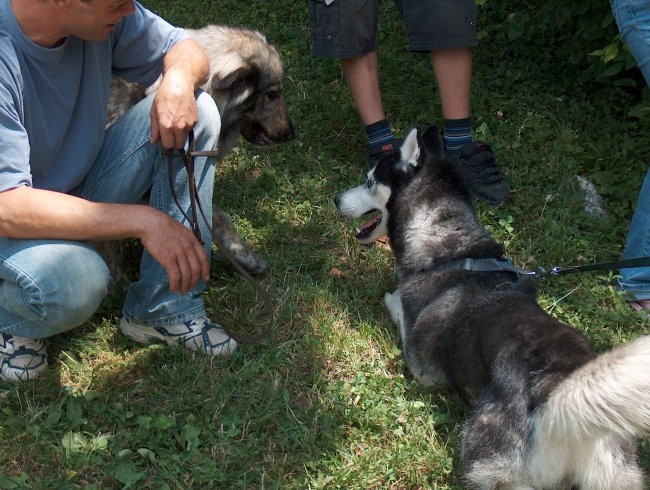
(1, 1, 649, 488)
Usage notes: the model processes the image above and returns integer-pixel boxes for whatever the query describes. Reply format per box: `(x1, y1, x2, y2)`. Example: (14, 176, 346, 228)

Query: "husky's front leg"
(384, 289, 406, 341)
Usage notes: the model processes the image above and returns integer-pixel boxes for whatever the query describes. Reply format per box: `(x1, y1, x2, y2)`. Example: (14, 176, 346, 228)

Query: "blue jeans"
(0, 91, 220, 338)
(619, 166, 650, 301)
(611, 0, 650, 85)
(611, 0, 650, 300)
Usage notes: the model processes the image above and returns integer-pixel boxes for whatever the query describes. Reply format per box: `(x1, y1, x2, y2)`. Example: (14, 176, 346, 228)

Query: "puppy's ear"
(420, 124, 445, 160)
(398, 127, 421, 172)
(207, 63, 259, 110)
(210, 63, 261, 92)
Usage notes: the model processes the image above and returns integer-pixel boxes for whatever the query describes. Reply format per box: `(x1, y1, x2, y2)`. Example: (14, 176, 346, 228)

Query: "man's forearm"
(0, 186, 153, 241)
(162, 37, 210, 90)
(0, 185, 211, 294)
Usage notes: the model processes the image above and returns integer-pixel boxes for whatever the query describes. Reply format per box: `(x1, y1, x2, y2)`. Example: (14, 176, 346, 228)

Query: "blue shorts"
(308, 0, 478, 58)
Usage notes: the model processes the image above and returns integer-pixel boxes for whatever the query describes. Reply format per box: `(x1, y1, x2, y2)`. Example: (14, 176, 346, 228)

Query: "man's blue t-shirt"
(0, 0, 189, 193)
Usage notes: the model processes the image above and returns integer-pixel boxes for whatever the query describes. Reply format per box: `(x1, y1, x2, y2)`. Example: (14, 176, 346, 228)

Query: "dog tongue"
(356, 213, 380, 239)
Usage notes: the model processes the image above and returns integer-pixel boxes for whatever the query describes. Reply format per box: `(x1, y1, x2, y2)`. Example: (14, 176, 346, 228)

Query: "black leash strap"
(549, 256, 650, 277)
(432, 257, 539, 276)
(165, 130, 275, 344)
(436, 256, 650, 281)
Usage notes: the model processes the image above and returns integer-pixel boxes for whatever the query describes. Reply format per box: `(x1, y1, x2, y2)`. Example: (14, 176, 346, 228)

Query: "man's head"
(14, 0, 136, 46)
(57, 0, 136, 42)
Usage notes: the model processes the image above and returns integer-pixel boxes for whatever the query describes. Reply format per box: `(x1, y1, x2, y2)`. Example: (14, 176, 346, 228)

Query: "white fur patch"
(384, 289, 405, 336)
(335, 167, 391, 243)
(399, 128, 420, 171)
(525, 336, 650, 489)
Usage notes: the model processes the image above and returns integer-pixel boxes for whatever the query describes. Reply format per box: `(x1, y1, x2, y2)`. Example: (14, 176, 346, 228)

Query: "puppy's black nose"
(334, 195, 341, 207)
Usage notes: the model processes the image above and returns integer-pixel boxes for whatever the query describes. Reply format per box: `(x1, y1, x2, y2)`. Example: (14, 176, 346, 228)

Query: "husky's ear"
(419, 124, 445, 160)
(398, 127, 421, 173)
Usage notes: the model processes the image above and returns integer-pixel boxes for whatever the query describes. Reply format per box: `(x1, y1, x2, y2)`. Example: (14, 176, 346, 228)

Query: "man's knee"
(20, 244, 110, 332)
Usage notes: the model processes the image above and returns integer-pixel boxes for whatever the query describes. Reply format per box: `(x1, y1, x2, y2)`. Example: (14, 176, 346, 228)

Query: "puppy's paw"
(222, 243, 269, 276)
(212, 205, 269, 276)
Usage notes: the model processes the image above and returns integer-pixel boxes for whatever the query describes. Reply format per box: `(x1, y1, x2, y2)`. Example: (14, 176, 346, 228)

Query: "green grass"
(2, 1, 650, 488)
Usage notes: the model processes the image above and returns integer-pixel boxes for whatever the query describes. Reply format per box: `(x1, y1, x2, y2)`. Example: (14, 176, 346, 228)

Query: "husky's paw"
(383, 289, 404, 331)
(212, 205, 269, 276)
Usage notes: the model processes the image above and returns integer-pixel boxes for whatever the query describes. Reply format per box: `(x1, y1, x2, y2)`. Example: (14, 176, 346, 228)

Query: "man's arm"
(0, 186, 209, 294)
(149, 38, 210, 150)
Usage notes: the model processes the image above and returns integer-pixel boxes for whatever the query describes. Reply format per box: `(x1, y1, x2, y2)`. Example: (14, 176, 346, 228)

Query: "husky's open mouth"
(356, 211, 382, 240)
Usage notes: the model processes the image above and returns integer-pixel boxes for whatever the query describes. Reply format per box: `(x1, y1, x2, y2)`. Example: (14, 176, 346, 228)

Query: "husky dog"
(335, 125, 650, 489)
(108, 25, 295, 276)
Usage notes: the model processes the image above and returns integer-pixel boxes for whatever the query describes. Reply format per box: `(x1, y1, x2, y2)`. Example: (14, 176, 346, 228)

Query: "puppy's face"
(239, 78, 295, 146)
(207, 45, 295, 147)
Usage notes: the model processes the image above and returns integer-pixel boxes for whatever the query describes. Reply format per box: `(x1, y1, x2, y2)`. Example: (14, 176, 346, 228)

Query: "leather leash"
(165, 129, 275, 344)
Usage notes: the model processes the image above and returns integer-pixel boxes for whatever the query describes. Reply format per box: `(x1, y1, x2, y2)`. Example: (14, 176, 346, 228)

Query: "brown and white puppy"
(108, 25, 295, 277)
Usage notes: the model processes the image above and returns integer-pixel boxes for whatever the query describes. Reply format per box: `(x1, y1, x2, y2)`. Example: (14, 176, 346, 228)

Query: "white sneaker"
(0, 333, 48, 382)
(120, 316, 237, 357)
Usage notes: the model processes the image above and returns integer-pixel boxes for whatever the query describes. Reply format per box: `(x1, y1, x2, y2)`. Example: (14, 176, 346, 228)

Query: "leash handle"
(165, 130, 204, 243)
(180, 130, 203, 243)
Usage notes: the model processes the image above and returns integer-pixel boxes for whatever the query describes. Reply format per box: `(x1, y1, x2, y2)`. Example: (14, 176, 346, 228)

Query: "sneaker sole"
(119, 318, 237, 357)
(119, 318, 172, 345)
(1, 357, 48, 382)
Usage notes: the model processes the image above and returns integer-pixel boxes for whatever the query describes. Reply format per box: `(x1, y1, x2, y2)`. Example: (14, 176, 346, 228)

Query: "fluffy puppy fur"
(107, 25, 295, 277)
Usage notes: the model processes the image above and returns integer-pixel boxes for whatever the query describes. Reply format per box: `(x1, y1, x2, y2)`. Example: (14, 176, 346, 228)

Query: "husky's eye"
(266, 91, 280, 101)
(366, 179, 374, 189)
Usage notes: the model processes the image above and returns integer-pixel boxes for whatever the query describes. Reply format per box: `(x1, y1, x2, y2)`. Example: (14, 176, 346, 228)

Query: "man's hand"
(139, 212, 210, 295)
(149, 69, 199, 150)
(149, 38, 210, 150)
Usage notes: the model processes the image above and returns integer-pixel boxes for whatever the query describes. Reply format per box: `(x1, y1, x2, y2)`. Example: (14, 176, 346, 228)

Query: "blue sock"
(365, 119, 396, 154)
(443, 118, 472, 155)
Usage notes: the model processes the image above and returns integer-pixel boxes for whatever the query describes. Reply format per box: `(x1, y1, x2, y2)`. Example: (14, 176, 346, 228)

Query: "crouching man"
(0, 0, 236, 382)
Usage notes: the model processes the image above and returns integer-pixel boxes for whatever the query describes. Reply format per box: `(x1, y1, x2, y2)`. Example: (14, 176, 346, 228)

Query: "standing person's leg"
(77, 91, 236, 356)
(398, 0, 509, 204)
(431, 47, 473, 152)
(341, 51, 385, 126)
(611, 0, 650, 85)
(309, 0, 399, 166)
(610, 0, 650, 312)
(619, 168, 650, 309)
(341, 52, 400, 164)
(431, 47, 473, 120)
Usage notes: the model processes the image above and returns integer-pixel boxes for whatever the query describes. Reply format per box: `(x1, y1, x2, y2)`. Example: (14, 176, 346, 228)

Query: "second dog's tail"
(538, 335, 650, 441)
